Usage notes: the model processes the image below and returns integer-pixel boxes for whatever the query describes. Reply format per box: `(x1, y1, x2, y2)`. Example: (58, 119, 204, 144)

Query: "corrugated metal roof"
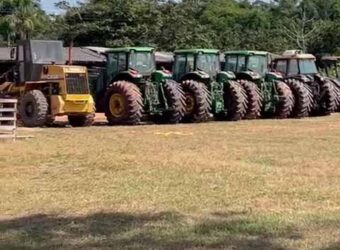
(0, 47, 107, 63)
(0, 47, 174, 63)
(64, 47, 106, 62)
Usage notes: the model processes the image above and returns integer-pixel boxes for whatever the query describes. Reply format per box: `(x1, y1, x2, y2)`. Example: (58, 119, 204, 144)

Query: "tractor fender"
(236, 71, 262, 81)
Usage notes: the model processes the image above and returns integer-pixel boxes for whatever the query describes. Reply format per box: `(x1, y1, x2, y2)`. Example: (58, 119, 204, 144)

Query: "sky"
(40, 0, 271, 15)
(40, 0, 82, 14)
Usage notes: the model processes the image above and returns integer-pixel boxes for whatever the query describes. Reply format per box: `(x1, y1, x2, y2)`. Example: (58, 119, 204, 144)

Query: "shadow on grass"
(0, 211, 300, 250)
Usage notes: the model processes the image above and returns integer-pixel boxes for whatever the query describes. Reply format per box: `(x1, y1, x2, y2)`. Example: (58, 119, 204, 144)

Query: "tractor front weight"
(210, 81, 225, 115)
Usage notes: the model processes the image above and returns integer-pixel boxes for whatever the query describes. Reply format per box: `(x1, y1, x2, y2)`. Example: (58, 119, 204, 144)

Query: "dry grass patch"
(1, 114, 340, 249)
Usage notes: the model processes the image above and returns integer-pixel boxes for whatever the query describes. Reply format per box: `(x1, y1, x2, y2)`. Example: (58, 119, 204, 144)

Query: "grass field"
(1, 114, 340, 249)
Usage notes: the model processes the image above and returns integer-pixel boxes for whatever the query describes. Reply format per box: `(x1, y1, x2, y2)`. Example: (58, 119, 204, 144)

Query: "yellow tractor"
(0, 40, 95, 127)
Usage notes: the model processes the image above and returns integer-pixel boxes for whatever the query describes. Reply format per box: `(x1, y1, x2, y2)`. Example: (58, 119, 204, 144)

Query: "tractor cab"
(317, 56, 340, 79)
(224, 51, 280, 82)
(271, 50, 318, 82)
(12, 40, 65, 84)
(173, 49, 224, 83)
(98, 47, 174, 87)
(103, 47, 171, 84)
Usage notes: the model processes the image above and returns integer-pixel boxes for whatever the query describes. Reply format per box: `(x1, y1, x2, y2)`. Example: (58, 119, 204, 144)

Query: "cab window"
(275, 60, 287, 75)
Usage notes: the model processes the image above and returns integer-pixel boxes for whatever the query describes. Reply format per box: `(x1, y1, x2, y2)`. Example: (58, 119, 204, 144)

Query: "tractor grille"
(65, 73, 89, 94)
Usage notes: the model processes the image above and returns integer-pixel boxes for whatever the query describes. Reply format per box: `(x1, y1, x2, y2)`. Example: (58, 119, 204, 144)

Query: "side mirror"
(10, 47, 16, 60)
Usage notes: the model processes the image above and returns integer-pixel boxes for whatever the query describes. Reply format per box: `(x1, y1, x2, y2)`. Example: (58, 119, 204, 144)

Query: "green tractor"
(272, 51, 336, 116)
(173, 49, 247, 121)
(224, 51, 294, 119)
(87, 47, 185, 125)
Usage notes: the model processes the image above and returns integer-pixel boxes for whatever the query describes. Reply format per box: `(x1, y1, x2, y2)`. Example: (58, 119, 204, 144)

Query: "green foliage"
(0, 0, 50, 42)
(0, 0, 339, 55)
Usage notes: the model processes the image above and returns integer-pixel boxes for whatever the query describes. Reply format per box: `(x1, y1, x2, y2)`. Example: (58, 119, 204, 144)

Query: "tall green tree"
(0, 0, 48, 44)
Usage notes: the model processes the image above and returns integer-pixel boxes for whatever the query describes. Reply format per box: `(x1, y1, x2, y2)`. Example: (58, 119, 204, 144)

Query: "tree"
(275, 0, 320, 52)
(0, 0, 48, 44)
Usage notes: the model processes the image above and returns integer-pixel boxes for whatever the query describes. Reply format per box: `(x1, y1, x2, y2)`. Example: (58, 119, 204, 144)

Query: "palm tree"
(2, 0, 44, 40)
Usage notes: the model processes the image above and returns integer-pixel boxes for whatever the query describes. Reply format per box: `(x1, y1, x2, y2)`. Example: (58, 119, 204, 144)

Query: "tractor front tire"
(19, 90, 48, 127)
(285, 79, 312, 118)
(68, 113, 94, 127)
(180, 80, 211, 122)
(163, 80, 186, 124)
(274, 81, 295, 119)
(224, 81, 248, 121)
(104, 81, 143, 125)
(238, 80, 262, 119)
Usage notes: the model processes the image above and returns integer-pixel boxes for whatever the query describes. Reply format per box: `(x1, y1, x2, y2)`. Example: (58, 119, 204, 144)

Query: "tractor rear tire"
(104, 81, 143, 125)
(285, 79, 312, 118)
(317, 79, 336, 115)
(180, 80, 211, 122)
(274, 81, 295, 119)
(331, 80, 340, 112)
(68, 113, 94, 127)
(19, 90, 48, 127)
(237, 80, 262, 119)
(224, 81, 248, 121)
(163, 79, 186, 124)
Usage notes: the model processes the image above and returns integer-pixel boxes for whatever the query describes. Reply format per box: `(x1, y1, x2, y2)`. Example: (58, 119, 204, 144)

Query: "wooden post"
(0, 98, 17, 141)
(68, 40, 73, 65)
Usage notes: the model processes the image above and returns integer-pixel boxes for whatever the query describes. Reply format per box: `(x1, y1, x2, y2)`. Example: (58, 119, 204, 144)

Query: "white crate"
(0, 98, 17, 140)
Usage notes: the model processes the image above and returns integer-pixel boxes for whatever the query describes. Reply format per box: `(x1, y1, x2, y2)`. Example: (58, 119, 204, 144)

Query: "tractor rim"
(185, 93, 195, 114)
(25, 101, 35, 118)
(109, 93, 125, 118)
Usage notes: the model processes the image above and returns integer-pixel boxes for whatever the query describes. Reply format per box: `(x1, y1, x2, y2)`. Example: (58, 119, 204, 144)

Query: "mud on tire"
(180, 80, 211, 122)
(104, 81, 143, 125)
